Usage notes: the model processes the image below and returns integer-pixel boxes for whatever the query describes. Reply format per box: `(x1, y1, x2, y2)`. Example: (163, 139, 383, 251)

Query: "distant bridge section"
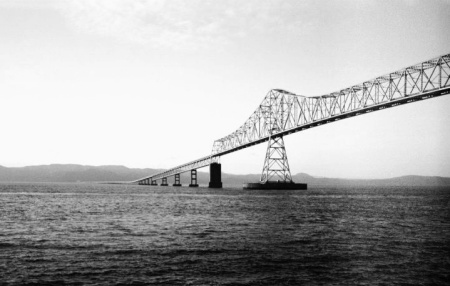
(134, 53, 450, 185)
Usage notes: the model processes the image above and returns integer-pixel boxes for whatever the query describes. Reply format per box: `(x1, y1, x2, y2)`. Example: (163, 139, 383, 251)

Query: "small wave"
(0, 242, 15, 248)
(283, 239, 313, 246)
(23, 258, 55, 263)
(18, 281, 73, 286)
(166, 248, 226, 257)
(109, 249, 142, 255)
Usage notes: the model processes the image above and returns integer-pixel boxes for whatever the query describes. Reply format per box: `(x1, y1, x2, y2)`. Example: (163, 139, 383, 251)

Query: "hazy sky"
(1, 0, 449, 178)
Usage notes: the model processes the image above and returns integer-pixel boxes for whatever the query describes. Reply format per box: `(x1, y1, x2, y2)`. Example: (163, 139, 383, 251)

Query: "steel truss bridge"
(134, 53, 450, 186)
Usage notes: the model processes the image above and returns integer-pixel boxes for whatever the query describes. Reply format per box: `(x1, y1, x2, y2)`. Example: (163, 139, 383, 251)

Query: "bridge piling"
(161, 177, 168, 186)
(189, 169, 199, 187)
(151, 179, 157, 186)
(173, 174, 182, 187)
(208, 163, 222, 188)
(243, 135, 307, 190)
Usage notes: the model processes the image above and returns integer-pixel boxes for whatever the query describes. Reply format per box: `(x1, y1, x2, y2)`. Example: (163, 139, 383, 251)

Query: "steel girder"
(133, 53, 450, 185)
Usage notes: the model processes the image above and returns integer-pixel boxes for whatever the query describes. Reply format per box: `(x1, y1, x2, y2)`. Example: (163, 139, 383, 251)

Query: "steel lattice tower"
(260, 135, 293, 183)
(259, 89, 293, 184)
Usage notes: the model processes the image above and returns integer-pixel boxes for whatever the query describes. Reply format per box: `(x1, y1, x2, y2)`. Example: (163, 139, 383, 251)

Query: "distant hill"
(222, 172, 450, 187)
(0, 164, 163, 183)
(0, 164, 450, 187)
(289, 173, 450, 187)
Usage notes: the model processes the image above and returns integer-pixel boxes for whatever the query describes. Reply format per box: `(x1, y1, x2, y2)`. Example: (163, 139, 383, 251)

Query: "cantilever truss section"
(211, 53, 450, 156)
(133, 53, 450, 185)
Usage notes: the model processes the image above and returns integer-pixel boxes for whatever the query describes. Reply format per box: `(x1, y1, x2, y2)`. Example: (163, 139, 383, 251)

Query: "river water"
(0, 183, 449, 285)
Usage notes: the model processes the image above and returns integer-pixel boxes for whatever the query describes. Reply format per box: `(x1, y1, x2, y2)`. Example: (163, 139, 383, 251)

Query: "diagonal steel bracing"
(260, 136, 292, 183)
(134, 53, 450, 184)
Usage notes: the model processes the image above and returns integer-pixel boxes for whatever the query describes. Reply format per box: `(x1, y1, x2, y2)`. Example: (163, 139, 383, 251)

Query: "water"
(0, 183, 449, 285)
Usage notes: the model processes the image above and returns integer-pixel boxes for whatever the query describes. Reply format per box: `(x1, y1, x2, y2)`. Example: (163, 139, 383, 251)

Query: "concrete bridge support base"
(161, 177, 168, 186)
(151, 180, 157, 186)
(173, 173, 182, 187)
(243, 182, 307, 190)
(189, 169, 199, 187)
(208, 163, 222, 188)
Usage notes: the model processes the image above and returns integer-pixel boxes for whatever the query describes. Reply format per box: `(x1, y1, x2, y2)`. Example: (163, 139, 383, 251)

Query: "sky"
(0, 0, 449, 179)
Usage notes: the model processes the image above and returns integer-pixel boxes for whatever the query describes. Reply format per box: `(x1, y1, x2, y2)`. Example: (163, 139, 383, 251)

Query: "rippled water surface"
(1, 183, 449, 285)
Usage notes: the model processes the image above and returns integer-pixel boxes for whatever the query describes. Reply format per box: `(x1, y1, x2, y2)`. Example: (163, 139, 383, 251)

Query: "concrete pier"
(243, 181, 307, 190)
(161, 177, 168, 186)
(189, 169, 199, 187)
(173, 173, 182, 187)
(208, 163, 222, 188)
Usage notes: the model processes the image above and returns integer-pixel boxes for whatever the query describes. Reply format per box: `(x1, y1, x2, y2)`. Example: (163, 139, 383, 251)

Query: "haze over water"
(1, 183, 449, 285)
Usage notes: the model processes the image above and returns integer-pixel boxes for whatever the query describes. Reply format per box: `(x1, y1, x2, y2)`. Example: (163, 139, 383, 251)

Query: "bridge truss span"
(134, 53, 450, 185)
(211, 53, 450, 156)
